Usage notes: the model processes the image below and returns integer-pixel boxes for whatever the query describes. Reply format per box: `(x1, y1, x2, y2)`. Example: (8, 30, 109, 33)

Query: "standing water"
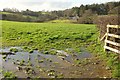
(0, 46, 111, 78)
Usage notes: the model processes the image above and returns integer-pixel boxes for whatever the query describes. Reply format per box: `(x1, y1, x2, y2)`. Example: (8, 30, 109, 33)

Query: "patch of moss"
(29, 49, 33, 53)
(3, 71, 17, 78)
(10, 48, 18, 53)
(38, 60, 44, 63)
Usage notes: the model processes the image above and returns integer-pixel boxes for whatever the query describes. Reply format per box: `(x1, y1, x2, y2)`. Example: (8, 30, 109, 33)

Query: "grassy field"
(48, 19, 77, 23)
(0, 12, 12, 14)
(1, 20, 97, 52)
(1, 20, 120, 78)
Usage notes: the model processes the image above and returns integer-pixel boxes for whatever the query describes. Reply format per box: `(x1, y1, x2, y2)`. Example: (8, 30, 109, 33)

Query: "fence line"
(104, 25, 120, 54)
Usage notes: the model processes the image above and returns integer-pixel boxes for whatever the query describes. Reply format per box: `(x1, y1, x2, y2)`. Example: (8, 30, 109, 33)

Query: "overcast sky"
(0, 0, 119, 11)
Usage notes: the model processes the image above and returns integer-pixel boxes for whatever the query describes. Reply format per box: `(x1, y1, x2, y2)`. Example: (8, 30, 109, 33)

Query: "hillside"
(0, 1, 120, 23)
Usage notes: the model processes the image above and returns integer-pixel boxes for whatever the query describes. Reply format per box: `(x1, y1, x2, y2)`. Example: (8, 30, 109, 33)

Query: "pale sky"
(0, 0, 119, 11)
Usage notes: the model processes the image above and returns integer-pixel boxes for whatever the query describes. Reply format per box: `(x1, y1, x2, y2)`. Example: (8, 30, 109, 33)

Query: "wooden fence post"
(104, 25, 109, 51)
(104, 25, 120, 54)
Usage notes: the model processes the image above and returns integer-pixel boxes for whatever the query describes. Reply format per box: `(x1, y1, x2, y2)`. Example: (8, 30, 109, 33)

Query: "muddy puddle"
(0, 47, 112, 78)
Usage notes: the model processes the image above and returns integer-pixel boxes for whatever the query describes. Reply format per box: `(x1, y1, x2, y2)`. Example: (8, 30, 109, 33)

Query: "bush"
(78, 16, 93, 24)
(95, 15, 119, 38)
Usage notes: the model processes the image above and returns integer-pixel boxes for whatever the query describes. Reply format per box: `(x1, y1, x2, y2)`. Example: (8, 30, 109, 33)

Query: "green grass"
(3, 71, 17, 78)
(1, 20, 97, 52)
(0, 11, 37, 20)
(0, 12, 12, 14)
(48, 19, 76, 23)
(10, 48, 18, 53)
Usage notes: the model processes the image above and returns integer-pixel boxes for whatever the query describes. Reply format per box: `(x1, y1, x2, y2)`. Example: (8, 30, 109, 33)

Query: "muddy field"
(1, 21, 118, 78)
(0, 47, 112, 78)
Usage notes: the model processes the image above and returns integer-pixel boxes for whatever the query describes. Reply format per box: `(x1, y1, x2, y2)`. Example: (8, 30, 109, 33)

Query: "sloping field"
(2, 20, 97, 52)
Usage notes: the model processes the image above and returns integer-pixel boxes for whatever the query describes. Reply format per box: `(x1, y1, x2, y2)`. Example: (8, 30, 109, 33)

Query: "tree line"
(1, 1, 120, 23)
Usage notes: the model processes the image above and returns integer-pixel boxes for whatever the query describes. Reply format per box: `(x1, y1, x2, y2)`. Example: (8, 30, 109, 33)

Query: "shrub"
(95, 15, 119, 38)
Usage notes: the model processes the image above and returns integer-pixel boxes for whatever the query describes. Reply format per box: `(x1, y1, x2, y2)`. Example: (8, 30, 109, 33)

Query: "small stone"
(105, 66, 111, 70)
(12, 62, 15, 64)
(27, 76, 31, 79)
(16, 61, 21, 65)
(24, 70, 28, 74)
(39, 69, 43, 72)
(48, 72, 54, 76)
(72, 64, 75, 66)
(62, 57, 65, 60)
(79, 71, 82, 74)
(76, 58, 79, 60)
(103, 77, 107, 79)
(49, 59, 52, 62)
(51, 76, 57, 78)
(16, 66, 22, 71)
(28, 57, 31, 60)
(90, 72, 93, 75)
(92, 62, 99, 65)
(47, 69, 55, 73)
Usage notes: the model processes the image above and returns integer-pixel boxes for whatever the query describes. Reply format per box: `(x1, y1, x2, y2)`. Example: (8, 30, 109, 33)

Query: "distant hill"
(1, 1, 120, 23)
